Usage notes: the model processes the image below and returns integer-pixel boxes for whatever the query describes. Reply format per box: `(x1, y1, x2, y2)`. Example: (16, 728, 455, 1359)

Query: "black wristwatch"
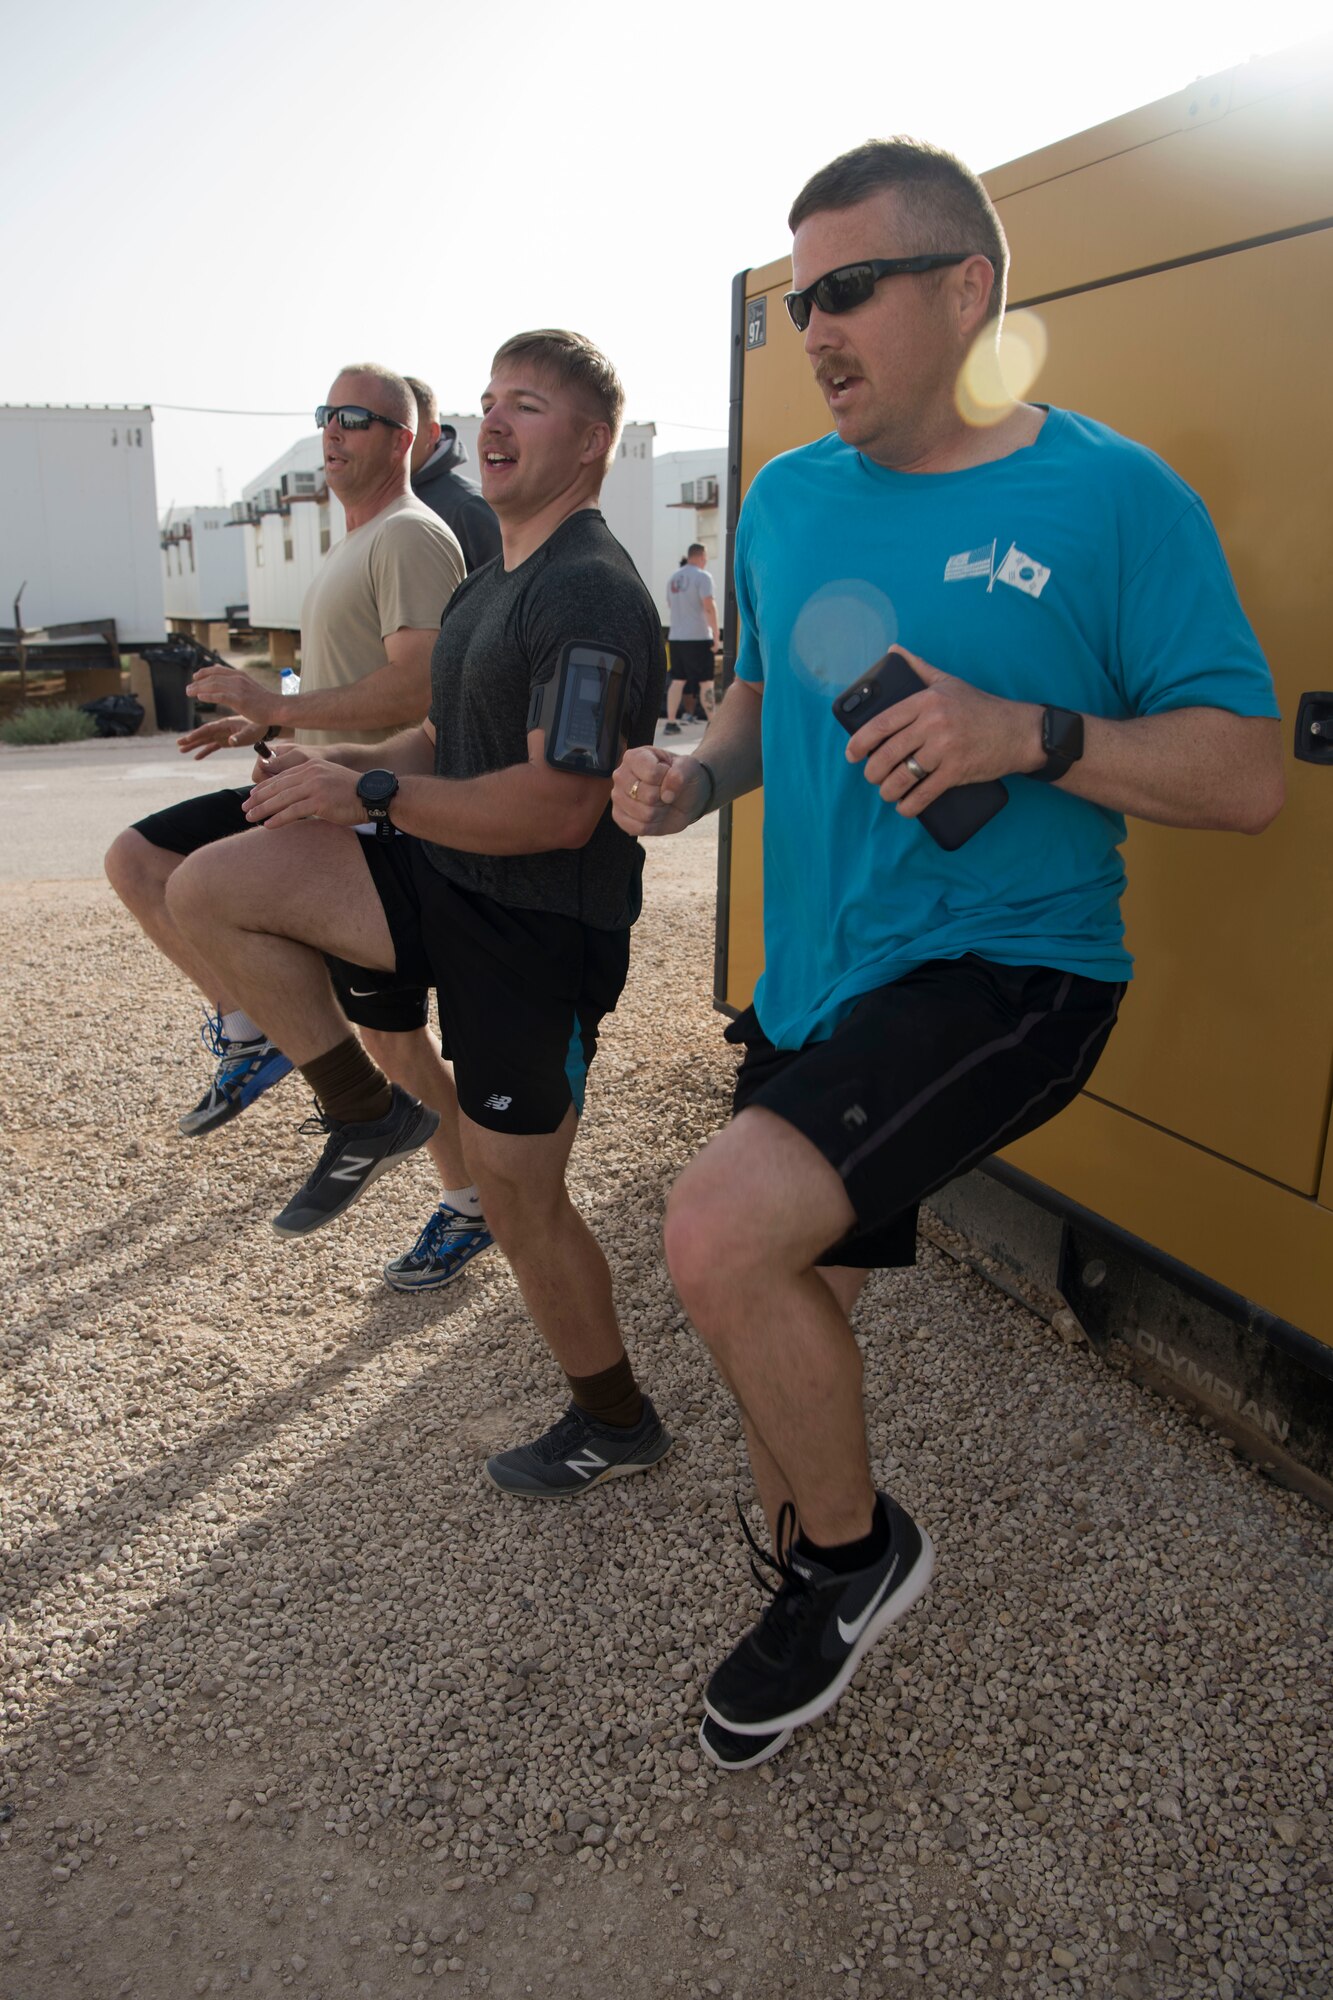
(356, 768, 400, 837)
(1031, 706, 1084, 783)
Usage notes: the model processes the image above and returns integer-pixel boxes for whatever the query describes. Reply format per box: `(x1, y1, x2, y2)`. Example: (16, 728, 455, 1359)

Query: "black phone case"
(832, 650, 1009, 852)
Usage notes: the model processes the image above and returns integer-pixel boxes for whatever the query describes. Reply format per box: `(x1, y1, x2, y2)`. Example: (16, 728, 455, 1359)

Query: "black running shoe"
(698, 1714, 791, 1772)
(270, 1085, 440, 1238)
(704, 1493, 933, 1736)
(485, 1398, 672, 1498)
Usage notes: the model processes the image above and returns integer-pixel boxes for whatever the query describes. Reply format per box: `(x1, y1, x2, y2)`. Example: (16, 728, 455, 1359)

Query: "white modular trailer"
(0, 405, 165, 643)
(235, 420, 656, 637)
(240, 436, 345, 633)
(160, 506, 249, 623)
(652, 447, 727, 622)
(599, 422, 655, 589)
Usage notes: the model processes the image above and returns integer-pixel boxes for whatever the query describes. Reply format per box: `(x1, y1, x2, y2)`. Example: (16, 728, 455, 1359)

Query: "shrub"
(0, 703, 98, 746)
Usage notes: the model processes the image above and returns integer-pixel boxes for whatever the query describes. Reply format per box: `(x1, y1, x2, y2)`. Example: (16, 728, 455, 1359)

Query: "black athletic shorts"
(667, 639, 714, 692)
(726, 954, 1123, 1268)
(326, 835, 631, 1135)
(130, 788, 430, 1033)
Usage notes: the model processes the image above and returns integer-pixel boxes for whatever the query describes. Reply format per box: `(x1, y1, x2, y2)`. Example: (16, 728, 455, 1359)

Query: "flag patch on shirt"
(943, 539, 1053, 599)
(993, 543, 1051, 598)
(944, 542, 996, 582)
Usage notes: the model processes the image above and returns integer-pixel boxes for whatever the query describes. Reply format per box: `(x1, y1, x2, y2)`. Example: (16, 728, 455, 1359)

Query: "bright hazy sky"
(5, 0, 1327, 509)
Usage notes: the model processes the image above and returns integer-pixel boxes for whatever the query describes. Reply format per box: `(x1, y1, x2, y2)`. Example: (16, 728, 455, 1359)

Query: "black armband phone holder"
(527, 642, 631, 778)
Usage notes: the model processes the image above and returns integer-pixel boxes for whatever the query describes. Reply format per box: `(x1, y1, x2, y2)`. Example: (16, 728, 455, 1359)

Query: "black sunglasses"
(315, 404, 410, 432)
(783, 254, 982, 332)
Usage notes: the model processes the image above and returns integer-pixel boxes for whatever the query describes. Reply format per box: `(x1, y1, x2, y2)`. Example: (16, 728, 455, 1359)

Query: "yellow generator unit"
(715, 47, 1333, 1504)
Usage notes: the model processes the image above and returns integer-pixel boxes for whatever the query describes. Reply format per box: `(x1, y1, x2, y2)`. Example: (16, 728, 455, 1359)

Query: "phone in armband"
(527, 643, 631, 779)
(832, 648, 1009, 852)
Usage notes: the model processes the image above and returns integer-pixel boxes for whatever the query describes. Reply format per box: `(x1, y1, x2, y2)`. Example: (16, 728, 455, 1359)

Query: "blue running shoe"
(179, 1012, 294, 1137)
(383, 1201, 496, 1293)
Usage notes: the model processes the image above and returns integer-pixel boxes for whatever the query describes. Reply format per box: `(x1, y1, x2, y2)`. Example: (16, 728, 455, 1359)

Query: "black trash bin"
(141, 636, 211, 732)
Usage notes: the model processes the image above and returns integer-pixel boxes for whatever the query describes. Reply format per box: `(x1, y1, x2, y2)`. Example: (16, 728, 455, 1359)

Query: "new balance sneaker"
(698, 1714, 792, 1772)
(383, 1201, 495, 1293)
(179, 1014, 293, 1137)
(704, 1492, 934, 1737)
(270, 1085, 440, 1238)
(485, 1397, 672, 1499)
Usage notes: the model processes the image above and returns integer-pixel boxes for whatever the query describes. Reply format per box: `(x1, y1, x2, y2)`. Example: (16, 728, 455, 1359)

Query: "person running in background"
(664, 543, 719, 734)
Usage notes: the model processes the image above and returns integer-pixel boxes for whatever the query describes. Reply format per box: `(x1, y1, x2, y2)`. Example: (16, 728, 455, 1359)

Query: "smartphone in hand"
(833, 649, 1008, 851)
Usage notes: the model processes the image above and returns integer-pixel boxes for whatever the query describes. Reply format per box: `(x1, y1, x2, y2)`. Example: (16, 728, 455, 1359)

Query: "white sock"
(441, 1185, 483, 1220)
(220, 1009, 264, 1044)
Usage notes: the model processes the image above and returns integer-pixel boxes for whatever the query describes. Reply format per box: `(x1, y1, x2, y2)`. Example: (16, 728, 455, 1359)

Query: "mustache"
(814, 357, 858, 390)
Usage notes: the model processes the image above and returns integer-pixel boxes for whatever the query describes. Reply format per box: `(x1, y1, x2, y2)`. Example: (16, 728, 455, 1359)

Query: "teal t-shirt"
(734, 408, 1279, 1050)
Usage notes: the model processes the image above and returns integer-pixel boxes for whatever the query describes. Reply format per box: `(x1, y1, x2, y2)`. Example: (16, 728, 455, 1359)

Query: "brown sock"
(566, 1354, 643, 1430)
(300, 1037, 393, 1126)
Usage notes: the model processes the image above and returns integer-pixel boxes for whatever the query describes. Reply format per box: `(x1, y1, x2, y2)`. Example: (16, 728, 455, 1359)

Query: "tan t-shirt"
(296, 494, 464, 747)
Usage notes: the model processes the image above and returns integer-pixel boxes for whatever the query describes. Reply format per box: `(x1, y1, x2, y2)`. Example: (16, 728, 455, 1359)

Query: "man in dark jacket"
(406, 375, 502, 573)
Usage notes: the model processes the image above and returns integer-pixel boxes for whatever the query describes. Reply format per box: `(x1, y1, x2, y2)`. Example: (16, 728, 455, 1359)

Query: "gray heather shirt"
(423, 510, 665, 930)
(666, 561, 716, 641)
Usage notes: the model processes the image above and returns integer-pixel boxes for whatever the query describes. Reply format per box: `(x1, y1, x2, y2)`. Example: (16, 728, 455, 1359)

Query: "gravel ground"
(1, 751, 1331, 2000)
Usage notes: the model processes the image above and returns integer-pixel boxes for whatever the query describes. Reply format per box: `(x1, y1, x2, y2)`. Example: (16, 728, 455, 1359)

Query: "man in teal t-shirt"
(614, 138, 1284, 1773)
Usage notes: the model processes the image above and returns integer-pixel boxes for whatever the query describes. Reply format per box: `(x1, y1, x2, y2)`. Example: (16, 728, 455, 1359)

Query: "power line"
(152, 402, 312, 417)
(156, 402, 729, 431)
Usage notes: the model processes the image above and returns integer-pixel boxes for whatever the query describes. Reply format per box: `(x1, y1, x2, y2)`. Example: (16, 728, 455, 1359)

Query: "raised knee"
(164, 848, 216, 934)
(105, 828, 168, 906)
(664, 1164, 737, 1300)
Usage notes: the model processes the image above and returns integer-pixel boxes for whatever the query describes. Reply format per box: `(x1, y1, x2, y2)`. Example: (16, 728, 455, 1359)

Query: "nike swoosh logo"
(837, 1553, 900, 1646)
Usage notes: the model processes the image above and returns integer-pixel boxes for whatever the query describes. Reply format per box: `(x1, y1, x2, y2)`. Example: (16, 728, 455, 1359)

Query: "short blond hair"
(491, 330, 625, 455)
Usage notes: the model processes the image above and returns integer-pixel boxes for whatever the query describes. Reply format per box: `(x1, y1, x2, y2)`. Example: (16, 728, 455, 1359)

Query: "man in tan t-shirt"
(106, 365, 469, 1211)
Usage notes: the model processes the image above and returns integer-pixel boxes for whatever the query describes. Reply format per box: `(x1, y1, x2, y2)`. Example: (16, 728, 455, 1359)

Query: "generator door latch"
(1294, 692, 1333, 765)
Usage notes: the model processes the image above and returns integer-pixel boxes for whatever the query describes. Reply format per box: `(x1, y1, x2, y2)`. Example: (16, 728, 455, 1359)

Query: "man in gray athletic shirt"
(167, 330, 673, 1500)
(664, 542, 720, 733)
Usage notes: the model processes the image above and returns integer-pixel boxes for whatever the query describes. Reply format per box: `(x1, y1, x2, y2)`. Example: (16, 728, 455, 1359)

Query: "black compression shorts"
(326, 836, 631, 1135)
(727, 955, 1123, 1268)
(129, 788, 430, 1033)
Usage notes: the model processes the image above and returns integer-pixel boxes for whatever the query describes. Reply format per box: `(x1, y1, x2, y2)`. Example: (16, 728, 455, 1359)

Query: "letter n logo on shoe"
(329, 1153, 373, 1184)
(564, 1450, 608, 1479)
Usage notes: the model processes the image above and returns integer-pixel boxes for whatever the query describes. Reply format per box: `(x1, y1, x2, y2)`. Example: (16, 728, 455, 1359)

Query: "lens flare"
(789, 580, 899, 692)
(955, 311, 1049, 428)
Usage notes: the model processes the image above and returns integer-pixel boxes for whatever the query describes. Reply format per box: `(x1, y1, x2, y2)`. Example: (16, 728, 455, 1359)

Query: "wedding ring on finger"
(630, 780, 641, 800)
(904, 755, 930, 785)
